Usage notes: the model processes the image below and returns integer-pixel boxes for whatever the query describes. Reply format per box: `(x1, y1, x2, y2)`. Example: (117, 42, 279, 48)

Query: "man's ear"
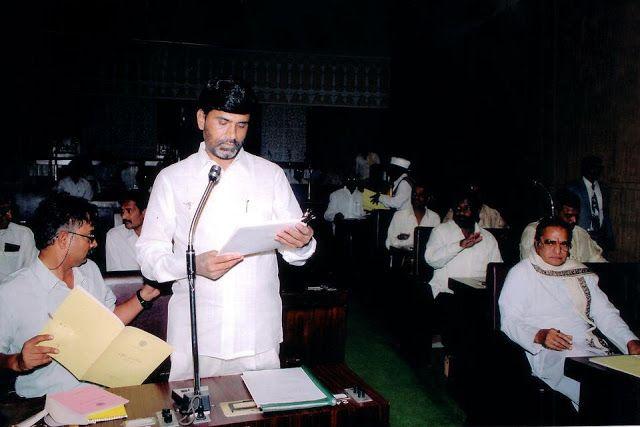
(196, 109, 207, 131)
(55, 231, 69, 249)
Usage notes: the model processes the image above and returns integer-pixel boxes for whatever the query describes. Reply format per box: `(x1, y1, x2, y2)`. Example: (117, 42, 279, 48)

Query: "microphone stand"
(531, 179, 555, 218)
(171, 165, 221, 424)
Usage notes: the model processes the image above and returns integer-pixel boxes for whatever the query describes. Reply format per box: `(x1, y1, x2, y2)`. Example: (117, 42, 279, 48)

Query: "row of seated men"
(320, 161, 637, 421)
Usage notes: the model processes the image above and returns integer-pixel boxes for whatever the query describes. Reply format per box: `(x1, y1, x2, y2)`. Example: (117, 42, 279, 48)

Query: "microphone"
(178, 164, 222, 420)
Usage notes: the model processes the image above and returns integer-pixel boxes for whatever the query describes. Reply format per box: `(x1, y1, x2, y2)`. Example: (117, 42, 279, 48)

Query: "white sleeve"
(85, 181, 94, 201)
(589, 280, 638, 353)
(489, 236, 503, 263)
(105, 230, 117, 272)
(379, 180, 411, 209)
(19, 228, 38, 270)
(424, 226, 464, 269)
(499, 267, 544, 355)
(273, 169, 316, 266)
(385, 212, 401, 249)
(519, 226, 535, 260)
(586, 237, 607, 263)
(136, 172, 186, 282)
(324, 193, 339, 221)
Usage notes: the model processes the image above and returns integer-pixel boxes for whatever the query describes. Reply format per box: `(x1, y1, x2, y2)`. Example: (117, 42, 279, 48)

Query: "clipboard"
(218, 219, 301, 255)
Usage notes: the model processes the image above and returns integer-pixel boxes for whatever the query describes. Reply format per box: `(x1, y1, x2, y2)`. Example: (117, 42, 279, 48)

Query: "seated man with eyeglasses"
(0, 194, 160, 397)
(519, 189, 606, 263)
(500, 217, 639, 411)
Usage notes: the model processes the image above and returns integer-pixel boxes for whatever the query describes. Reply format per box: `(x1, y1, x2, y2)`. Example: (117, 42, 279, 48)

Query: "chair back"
(486, 262, 512, 332)
(413, 226, 434, 279)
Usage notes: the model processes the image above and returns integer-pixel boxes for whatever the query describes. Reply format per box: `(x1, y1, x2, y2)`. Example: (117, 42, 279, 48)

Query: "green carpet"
(345, 297, 465, 427)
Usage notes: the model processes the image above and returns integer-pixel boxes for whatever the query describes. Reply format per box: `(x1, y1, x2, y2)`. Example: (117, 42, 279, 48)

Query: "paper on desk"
(241, 367, 327, 405)
(218, 219, 300, 255)
(589, 355, 640, 378)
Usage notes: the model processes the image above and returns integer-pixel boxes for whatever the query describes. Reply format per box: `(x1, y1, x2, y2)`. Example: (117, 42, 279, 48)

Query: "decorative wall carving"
(260, 105, 307, 162)
(41, 39, 390, 109)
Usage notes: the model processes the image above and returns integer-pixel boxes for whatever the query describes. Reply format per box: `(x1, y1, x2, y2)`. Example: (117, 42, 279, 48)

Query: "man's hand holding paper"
(196, 250, 244, 281)
(276, 223, 314, 249)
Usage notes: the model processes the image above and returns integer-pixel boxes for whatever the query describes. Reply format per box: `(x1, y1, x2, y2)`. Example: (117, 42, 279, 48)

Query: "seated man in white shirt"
(386, 183, 440, 250)
(0, 194, 159, 397)
(0, 194, 38, 281)
(443, 182, 506, 228)
(425, 191, 502, 352)
(500, 217, 639, 410)
(106, 190, 148, 271)
(56, 159, 94, 201)
(520, 189, 605, 263)
(323, 176, 365, 225)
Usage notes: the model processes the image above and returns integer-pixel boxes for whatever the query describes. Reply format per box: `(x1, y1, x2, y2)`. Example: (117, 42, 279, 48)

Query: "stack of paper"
(45, 385, 128, 425)
(241, 367, 336, 412)
(39, 286, 172, 388)
(589, 354, 640, 378)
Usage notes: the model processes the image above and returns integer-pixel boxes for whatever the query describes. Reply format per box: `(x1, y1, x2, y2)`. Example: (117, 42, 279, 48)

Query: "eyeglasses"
(67, 231, 96, 244)
(540, 239, 571, 251)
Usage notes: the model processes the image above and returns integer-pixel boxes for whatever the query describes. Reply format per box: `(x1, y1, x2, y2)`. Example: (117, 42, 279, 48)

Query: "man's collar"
(32, 257, 66, 292)
(196, 142, 248, 175)
(583, 176, 598, 187)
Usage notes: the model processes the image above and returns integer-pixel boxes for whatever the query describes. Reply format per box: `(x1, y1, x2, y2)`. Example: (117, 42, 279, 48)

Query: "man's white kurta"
(105, 224, 140, 271)
(499, 259, 637, 404)
(136, 144, 316, 370)
(424, 221, 502, 297)
(443, 204, 506, 228)
(386, 208, 441, 249)
(56, 177, 94, 200)
(379, 173, 411, 211)
(519, 221, 606, 263)
(323, 187, 365, 221)
(0, 222, 38, 281)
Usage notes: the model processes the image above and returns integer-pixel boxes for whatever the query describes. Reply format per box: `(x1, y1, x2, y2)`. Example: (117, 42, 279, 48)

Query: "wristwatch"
(136, 289, 153, 310)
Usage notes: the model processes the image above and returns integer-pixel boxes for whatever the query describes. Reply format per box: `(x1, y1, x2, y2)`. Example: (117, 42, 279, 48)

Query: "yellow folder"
(39, 287, 172, 388)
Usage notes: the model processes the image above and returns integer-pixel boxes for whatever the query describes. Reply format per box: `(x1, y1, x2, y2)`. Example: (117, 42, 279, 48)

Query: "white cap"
(390, 157, 411, 169)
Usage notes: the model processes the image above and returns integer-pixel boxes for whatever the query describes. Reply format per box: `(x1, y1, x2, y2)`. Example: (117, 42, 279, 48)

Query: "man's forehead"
(208, 109, 250, 121)
(121, 200, 138, 209)
(541, 226, 568, 239)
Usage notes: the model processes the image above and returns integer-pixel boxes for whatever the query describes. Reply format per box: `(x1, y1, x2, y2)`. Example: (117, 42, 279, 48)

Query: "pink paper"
(50, 384, 129, 415)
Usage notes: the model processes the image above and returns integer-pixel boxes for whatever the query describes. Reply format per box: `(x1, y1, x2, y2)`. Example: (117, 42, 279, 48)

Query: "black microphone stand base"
(172, 385, 212, 424)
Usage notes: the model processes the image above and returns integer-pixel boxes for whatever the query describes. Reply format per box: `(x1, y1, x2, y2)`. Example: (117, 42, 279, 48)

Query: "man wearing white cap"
(371, 157, 413, 211)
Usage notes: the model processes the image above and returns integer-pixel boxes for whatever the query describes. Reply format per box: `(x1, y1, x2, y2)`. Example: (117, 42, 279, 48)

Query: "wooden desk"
(1, 364, 389, 427)
(565, 356, 640, 425)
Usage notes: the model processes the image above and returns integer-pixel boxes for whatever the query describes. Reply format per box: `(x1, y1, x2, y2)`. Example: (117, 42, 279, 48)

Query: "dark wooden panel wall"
(549, 1, 640, 261)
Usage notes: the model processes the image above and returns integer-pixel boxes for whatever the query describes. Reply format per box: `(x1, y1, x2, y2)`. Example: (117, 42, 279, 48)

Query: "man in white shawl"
(499, 217, 639, 409)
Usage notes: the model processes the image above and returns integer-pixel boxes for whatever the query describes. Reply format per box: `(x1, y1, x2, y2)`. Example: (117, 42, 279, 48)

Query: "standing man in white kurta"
(105, 190, 148, 271)
(500, 217, 639, 408)
(370, 157, 413, 211)
(136, 79, 316, 381)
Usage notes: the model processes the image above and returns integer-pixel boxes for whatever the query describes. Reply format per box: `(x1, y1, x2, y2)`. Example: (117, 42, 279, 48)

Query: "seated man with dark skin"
(385, 183, 440, 250)
(501, 217, 639, 409)
(0, 194, 160, 397)
(520, 189, 605, 262)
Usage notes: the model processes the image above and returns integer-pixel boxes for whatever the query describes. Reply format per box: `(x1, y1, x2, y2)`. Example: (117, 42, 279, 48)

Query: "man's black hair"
(197, 78, 257, 115)
(534, 216, 573, 244)
(31, 194, 97, 250)
(120, 190, 149, 211)
(556, 189, 581, 211)
(580, 155, 603, 176)
(450, 189, 481, 216)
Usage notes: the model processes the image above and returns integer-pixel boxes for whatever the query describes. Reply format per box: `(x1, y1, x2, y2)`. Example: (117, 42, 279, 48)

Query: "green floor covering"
(344, 298, 465, 427)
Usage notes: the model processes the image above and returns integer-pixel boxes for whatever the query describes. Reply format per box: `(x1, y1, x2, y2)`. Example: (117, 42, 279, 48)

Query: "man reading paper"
(136, 78, 316, 381)
(0, 194, 159, 397)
